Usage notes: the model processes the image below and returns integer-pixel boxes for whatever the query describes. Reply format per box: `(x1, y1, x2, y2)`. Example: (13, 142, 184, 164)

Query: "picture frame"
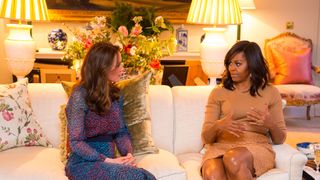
(46, 0, 191, 24)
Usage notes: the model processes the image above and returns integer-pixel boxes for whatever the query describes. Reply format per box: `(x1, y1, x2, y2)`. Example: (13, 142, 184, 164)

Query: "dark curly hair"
(222, 40, 270, 96)
(79, 42, 120, 115)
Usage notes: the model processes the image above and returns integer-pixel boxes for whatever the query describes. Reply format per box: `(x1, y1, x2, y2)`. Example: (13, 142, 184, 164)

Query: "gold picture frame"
(46, 0, 190, 24)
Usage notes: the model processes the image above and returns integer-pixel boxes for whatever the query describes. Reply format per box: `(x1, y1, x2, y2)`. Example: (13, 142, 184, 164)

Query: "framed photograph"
(40, 69, 77, 83)
(46, 0, 191, 23)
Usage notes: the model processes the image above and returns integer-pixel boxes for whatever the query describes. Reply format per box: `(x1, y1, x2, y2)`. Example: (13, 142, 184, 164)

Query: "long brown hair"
(79, 42, 120, 115)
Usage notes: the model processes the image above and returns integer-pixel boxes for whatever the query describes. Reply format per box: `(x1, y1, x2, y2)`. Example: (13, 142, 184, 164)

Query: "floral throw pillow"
(0, 78, 51, 151)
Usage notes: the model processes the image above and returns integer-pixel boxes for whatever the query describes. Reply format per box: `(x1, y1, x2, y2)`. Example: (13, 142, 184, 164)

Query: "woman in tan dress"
(201, 41, 286, 180)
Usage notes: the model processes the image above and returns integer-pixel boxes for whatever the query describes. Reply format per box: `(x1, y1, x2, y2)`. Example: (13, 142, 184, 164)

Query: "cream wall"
(0, 19, 12, 83)
(0, 0, 320, 84)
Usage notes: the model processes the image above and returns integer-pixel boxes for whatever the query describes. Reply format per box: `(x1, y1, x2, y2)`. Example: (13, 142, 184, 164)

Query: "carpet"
(285, 116, 320, 148)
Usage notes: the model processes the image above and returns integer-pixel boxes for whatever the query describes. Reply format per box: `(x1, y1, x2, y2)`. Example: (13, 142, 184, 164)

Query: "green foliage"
(108, 2, 173, 36)
(109, 2, 135, 32)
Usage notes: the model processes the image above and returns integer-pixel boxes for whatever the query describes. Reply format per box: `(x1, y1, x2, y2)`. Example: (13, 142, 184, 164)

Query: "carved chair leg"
(306, 105, 311, 120)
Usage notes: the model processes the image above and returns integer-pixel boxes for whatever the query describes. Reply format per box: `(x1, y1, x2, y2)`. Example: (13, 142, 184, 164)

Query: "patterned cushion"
(0, 78, 51, 152)
(59, 71, 158, 162)
(275, 84, 320, 106)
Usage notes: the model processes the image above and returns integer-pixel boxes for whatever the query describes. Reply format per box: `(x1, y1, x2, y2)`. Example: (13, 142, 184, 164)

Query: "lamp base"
(6, 58, 35, 80)
(209, 77, 219, 86)
(4, 24, 36, 80)
(200, 27, 228, 85)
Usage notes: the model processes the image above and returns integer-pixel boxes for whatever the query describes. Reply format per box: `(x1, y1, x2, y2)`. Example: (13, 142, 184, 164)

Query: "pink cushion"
(271, 47, 313, 84)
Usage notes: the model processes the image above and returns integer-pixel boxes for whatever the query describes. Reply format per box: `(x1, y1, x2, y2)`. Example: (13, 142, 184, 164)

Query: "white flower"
(133, 16, 143, 24)
(155, 16, 167, 29)
(130, 46, 137, 55)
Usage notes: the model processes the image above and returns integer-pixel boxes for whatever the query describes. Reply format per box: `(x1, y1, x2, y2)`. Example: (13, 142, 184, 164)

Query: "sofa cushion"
(171, 86, 214, 154)
(0, 146, 67, 180)
(0, 79, 51, 152)
(136, 149, 186, 180)
(116, 71, 159, 155)
(58, 104, 69, 164)
(176, 152, 288, 180)
(274, 84, 320, 106)
(270, 47, 313, 84)
(148, 85, 174, 152)
(28, 83, 69, 148)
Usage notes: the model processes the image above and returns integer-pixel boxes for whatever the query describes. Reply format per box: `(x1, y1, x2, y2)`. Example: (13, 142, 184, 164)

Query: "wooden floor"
(285, 116, 320, 148)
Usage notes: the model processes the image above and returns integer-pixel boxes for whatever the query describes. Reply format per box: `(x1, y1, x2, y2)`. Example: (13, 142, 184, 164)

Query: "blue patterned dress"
(65, 86, 156, 180)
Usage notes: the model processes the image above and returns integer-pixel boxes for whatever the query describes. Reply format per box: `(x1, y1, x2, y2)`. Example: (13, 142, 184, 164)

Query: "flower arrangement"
(63, 2, 175, 84)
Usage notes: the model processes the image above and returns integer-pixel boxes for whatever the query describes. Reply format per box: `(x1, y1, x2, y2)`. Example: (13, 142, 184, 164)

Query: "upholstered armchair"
(264, 32, 320, 120)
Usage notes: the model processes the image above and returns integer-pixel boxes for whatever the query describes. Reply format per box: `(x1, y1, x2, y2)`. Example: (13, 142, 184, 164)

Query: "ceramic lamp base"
(200, 27, 228, 85)
(4, 24, 36, 79)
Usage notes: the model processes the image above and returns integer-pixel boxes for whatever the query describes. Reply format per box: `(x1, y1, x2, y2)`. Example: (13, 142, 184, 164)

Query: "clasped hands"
(104, 153, 136, 167)
(217, 106, 274, 137)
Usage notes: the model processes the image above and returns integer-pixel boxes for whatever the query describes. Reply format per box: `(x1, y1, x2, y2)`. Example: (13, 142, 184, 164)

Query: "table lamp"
(0, 0, 49, 80)
(237, 0, 256, 40)
(187, 0, 242, 85)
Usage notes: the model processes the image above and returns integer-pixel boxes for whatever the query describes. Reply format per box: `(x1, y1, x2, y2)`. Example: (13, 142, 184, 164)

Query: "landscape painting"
(46, 0, 191, 23)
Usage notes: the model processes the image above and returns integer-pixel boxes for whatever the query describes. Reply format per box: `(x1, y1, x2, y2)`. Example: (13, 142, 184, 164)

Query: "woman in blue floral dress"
(65, 42, 156, 180)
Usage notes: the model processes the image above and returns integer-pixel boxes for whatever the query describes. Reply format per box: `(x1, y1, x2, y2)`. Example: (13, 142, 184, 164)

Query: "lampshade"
(0, 0, 49, 21)
(187, 0, 242, 25)
(0, 0, 49, 80)
(186, 0, 242, 85)
(239, 0, 256, 10)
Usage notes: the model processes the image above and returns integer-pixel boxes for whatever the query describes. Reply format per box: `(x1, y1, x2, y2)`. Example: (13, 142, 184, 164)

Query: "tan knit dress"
(201, 85, 287, 176)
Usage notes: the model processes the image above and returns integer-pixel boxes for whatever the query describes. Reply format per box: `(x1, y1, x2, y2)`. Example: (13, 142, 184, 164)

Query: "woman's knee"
(223, 147, 253, 174)
(202, 159, 226, 180)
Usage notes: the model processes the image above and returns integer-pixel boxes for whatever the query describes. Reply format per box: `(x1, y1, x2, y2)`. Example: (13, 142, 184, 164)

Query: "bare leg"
(223, 147, 255, 180)
(202, 158, 227, 180)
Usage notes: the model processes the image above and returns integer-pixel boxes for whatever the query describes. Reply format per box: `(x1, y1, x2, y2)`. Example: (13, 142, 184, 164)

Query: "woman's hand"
(246, 106, 274, 129)
(217, 112, 245, 137)
(104, 153, 136, 167)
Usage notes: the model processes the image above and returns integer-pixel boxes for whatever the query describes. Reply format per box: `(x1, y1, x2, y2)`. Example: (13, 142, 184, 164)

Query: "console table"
(34, 49, 208, 85)
(32, 48, 76, 83)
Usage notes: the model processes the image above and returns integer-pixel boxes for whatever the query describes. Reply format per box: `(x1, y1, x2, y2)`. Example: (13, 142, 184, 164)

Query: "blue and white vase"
(48, 29, 67, 51)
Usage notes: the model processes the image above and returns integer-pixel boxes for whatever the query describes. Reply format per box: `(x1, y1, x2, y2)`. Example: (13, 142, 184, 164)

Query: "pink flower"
(150, 59, 161, 70)
(33, 129, 38, 134)
(118, 26, 128, 37)
(130, 24, 142, 36)
(27, 128, 32, 134)
(2, 109, 14, 121)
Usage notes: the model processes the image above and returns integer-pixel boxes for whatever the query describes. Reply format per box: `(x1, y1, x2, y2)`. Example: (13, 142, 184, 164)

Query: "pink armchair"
(264, 32, 320, 120)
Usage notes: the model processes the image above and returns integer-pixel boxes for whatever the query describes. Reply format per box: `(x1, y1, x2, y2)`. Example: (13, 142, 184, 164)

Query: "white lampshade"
(0, 0, 49, 80)
(187, 0, 242, 85)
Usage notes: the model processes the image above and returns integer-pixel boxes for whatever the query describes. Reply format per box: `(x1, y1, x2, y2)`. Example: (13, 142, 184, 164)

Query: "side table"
(303, 160, 320, 180)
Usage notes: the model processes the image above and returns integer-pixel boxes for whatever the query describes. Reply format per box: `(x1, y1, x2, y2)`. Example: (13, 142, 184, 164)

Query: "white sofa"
(0, 83, 307, 180)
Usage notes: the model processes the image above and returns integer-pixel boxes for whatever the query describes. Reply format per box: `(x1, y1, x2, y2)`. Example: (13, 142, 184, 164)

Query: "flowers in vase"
(62, 2, 175, 84)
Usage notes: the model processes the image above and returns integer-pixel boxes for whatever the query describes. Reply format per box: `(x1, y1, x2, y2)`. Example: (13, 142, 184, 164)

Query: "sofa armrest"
(272, 143, 308, 180)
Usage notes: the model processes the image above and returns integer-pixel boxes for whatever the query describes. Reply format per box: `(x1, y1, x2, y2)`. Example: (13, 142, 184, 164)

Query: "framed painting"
(46, 0, 191, 24)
